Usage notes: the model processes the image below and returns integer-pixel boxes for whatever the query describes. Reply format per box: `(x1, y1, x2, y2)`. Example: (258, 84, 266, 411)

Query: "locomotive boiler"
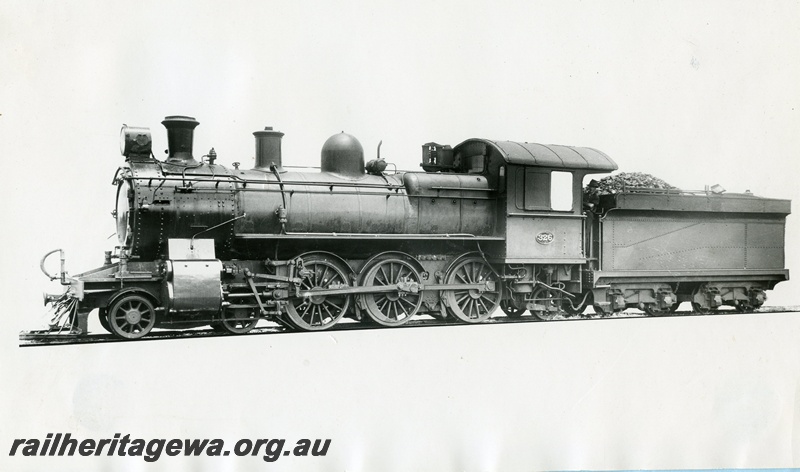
(40, 115, 791, 339)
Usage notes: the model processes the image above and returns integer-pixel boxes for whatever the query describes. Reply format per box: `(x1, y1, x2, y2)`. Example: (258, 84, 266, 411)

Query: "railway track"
(19, 306, 800, 347)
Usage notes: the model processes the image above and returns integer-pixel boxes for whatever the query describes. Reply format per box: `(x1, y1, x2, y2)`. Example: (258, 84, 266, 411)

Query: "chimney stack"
(162, 115, 200, 164)
(253, 127, 284, 172)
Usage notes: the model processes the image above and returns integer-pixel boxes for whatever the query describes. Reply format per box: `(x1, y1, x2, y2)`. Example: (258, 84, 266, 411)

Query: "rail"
(19, 306, 800, 347)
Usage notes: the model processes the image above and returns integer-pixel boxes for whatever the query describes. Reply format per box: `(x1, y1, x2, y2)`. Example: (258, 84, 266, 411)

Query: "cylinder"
(253, 127, 284, 171)
(162, 115, 199, 164)
(165, 259, 223, 314)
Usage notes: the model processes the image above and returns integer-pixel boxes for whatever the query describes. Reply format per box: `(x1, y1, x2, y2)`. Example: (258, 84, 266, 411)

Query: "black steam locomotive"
(40, 116, 790, 339)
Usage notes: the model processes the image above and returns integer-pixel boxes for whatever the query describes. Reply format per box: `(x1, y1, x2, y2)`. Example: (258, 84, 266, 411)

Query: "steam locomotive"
(40, 115, 791, 339)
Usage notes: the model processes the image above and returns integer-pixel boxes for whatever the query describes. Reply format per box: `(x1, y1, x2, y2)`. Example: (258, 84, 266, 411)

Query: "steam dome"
(321, 132, 365, 178)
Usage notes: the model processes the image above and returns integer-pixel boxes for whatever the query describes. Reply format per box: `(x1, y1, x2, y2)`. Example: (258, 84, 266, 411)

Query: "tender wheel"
(734, 301, 755, 313)
(360, 258, 422, 327)
(500, 301, 526, 318)
(285, 256, 351, 331)
(691, 302, 716, 314)
(219, 307, 258, 334)
(443, 257, 500, 323)
(108, 294, 156, 339)
(98, 308, 112, 334)
(530, 286, 565, 321)
(643, 303, 673, 317)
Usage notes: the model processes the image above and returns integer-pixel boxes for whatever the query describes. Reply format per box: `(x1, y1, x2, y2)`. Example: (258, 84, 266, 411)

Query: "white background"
(2, 1, 800, 470)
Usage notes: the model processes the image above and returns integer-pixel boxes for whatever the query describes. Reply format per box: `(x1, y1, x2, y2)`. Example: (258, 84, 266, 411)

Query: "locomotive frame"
(39, 115, 790, 339)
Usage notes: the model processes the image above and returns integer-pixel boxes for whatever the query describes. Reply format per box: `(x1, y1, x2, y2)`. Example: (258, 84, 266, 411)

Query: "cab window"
(516, 168, 574, 211)
(550, 171, 573, 211)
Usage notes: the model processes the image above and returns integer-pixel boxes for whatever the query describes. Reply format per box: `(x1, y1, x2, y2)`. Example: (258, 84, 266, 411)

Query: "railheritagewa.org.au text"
(10, 433, 331, 463)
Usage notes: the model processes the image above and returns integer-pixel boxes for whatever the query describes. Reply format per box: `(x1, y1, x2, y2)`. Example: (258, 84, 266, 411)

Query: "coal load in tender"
(584, 171, 676, 199)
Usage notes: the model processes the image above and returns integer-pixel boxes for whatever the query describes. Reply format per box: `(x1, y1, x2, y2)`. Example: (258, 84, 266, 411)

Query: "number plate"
(535, 232, 555, 245)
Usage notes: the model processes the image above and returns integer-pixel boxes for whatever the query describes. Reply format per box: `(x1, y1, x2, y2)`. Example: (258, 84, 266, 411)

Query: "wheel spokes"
(219, 306, 258, 334)
(361, 258, 421, 326)
(445, 257, 499, 323)
(530, 287, 566, 321)
(286, 258, 350, 331)
(108, 295, 156, 339)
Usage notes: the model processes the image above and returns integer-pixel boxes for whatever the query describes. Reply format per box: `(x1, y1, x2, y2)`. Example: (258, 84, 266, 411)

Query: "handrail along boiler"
(40, 115, 791, 339)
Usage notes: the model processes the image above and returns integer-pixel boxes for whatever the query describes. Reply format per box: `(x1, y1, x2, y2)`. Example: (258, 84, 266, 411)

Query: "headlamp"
(120, 124, 152, 157)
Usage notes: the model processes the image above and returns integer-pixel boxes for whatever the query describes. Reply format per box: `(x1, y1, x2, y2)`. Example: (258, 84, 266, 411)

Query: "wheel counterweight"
(285, 256, 351, 331)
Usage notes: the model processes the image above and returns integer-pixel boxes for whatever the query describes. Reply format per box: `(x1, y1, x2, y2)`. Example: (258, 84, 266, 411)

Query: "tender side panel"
(601, 211, 786, 271)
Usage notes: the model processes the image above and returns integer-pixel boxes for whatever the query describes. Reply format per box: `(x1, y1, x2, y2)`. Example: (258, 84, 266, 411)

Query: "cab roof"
(454, 138, 618, 173)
